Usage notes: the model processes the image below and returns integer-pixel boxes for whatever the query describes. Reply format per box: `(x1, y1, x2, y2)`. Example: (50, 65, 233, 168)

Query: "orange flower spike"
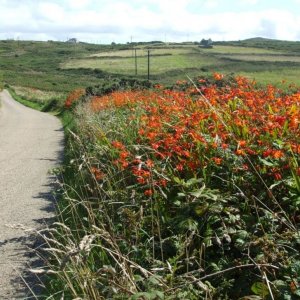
(111, 140, 125, 150)
(91, 167, 104, 181)
(137, 177, 146, 184)
(144, 189, 153, 196)
(146, 159, 154, 168)
(236, 149, 245, 156)
(119, 151, 129, 159)
(272, 150, 284, 159)
(65, 88, 85, 108)
(238, 140, 247, 148)
(273, 172, 282, 180)
(213, 72, 224, 81)
(158, 179, 167, 187)
(290, 116, 299, 129)
(212, 157, 222, 165)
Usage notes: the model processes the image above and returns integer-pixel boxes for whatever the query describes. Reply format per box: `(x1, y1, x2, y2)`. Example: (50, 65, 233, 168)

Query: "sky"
(1, 0, 300, 44)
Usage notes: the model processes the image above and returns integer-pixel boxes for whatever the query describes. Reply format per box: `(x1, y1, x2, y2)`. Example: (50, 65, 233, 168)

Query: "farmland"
(61, 42, 300, 87)
(2, 38, 300, 96)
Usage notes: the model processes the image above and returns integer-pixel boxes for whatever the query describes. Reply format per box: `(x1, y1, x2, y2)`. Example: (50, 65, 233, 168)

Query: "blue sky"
(0, 0, 300, 43)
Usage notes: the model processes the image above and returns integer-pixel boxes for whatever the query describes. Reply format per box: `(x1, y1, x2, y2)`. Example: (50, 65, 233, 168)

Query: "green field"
(1, 38, 300, 95)
(61, 42, 300, 87)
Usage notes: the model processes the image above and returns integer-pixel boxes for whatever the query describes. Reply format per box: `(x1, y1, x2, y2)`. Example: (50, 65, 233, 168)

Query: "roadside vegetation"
(32, 75, 299, 299)
(1, 38, 300, 299)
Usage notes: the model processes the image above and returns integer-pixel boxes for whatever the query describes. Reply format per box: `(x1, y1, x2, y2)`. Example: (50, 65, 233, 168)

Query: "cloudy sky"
(1, 0, 300, 43)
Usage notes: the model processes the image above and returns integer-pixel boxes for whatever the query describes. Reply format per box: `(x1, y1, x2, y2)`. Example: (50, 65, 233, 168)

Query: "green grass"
(200, 45, 286, 54)
(60, 41, 300, 87)
(0, 40, 115, 93)
(6, 86, 45, 110)
(2, 38, 300, 97)
(62, 53, 218, 76)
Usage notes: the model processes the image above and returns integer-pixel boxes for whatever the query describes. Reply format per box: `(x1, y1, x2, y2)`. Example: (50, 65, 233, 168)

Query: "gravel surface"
(0, 90, 64, 299)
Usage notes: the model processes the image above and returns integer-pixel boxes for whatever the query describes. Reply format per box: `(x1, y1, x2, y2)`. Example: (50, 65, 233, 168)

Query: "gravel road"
(0, 90, 64, 299)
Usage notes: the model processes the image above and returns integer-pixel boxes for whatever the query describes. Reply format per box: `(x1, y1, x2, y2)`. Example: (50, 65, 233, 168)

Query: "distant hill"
(215, 37, 300, 53)
(243, 37, 277, 42)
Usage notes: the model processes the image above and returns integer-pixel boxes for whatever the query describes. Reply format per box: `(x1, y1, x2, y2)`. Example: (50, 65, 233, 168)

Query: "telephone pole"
(134, 48, 137, 76)
(147, 50, 150, 80)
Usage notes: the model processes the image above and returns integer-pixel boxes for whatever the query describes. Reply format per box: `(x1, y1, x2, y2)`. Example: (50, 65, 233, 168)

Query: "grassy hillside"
(0, 40, 113, 93)
(1, 38, 300, 97)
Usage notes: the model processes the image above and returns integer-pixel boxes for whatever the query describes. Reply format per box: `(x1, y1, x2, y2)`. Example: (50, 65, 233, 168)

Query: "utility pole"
(147, 50, 150, 80)
(131, 35, 134, 58)
(134, 48, 137, 76)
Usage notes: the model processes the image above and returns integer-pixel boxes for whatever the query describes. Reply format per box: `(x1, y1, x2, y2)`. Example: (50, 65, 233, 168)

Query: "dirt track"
(0, 90, 64, 299)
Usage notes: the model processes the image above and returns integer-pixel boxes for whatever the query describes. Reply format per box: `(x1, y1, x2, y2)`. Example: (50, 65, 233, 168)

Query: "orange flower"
(65, 88, 85, 108)
(146, 159, 154, 168)
(212, 157, 222, 165)
(111, 140, 125, 150)
(273, 173, 282, 180)
(238, 140, 247, 148)
(290, 116, 299, 129)
(144, 189, 153, 196)
(91, 167, 104, 181)
(236, 149, 245, 156)
(213, 72, 224, 81)
(272, 150, 284, 159)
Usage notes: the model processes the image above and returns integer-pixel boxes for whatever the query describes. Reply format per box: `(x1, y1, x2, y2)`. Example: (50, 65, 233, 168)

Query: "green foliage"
(86, 77, 153, 96)
(2, 38, 300, 103)
(40, 78, 300, 299)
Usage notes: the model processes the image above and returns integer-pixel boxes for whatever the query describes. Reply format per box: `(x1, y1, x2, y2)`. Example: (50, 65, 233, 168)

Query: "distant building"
(199, 38, 213, 48)
(67, 38, 78, 44)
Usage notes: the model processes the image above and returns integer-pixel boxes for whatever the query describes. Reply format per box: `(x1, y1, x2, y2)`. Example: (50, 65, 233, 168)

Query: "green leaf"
(176, 192, 186, 198)
(179, 218, 198, 231)
(194, 204, 209, 216)
(259, 157, 274, 167)
(238, 296, 262, 300)
(251, 282, 269, 297)
(185, 178, 202, 187)
(130, 290, 164, 300)
(190, 185, 206, 198)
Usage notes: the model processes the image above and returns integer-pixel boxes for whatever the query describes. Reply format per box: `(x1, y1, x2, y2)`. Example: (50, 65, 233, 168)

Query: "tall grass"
(39, 75, 300, 299)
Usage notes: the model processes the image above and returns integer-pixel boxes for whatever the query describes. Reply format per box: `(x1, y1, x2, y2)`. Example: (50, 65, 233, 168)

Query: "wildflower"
(272, 150, 284, 159)
(119, 151, 129, 159)
(176, 164, 184, 171)
(237, 140, 247, 148)
(146, 159, 154, 168)
(111, 140, 125, 150)
(290, 116, 299, 129)
(144, 189, 153, 196)
(157, 179, 167, 187)
(212, 157, 222, 165)
(91, 167, 104, 181)
(273, 173, 282, 180)
(137, 177, 146, 184)
(236, 149, 245, 156)
(213, 72, 224, 81)
(64, 88, 85, 108)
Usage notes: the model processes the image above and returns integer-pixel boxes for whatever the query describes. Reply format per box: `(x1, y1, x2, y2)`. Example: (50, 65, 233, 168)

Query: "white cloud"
(239, 0, 259, 4)
(0, 0, 300, 43)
